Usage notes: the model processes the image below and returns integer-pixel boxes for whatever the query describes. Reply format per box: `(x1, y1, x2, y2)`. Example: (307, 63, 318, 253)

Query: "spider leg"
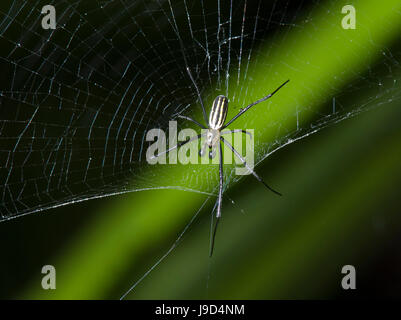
(221, 137, 282, 196)
(172, 27, 208, 126)
(217, 141, 224, 219)
(223, 79, 290, 129)
(209, 218, 220, 257)
(221, 129, 252, 139)
(150, 133, 204, 159)
(177, 115, 206, 129)
(186, 67, 209, 126)
(209, 141, 224, 257)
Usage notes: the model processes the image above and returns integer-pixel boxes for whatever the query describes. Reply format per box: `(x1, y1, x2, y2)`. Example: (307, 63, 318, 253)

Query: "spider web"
(0, 0, 400, 221)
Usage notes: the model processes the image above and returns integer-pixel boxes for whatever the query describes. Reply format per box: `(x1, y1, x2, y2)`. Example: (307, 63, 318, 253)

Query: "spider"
(152, 67, 289, 255)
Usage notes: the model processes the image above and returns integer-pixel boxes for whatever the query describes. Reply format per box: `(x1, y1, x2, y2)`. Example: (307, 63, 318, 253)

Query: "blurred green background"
(0, 0, 401, 299)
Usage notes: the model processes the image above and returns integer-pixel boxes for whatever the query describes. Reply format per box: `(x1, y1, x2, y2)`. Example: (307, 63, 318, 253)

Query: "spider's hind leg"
(209, 142, 224, 257)
(209, 217, 220, 257)
(221, 137, 282, 196)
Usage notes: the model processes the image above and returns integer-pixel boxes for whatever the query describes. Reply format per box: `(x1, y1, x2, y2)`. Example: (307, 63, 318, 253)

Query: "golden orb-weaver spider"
(153, 67, 289, 255)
